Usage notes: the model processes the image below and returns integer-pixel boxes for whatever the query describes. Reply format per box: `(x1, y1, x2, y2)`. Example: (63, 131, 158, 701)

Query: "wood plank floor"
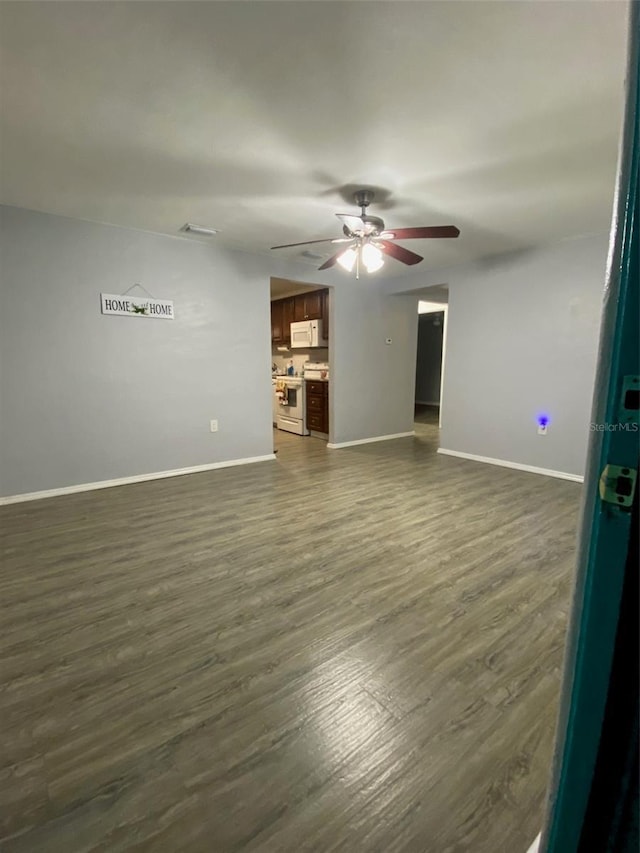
(0, 422, 581, 852)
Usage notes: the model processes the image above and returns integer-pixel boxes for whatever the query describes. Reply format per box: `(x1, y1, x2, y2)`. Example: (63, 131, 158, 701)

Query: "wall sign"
(100, 293, 174, 320)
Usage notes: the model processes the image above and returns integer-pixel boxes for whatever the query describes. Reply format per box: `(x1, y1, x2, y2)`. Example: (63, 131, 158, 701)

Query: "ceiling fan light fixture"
(362, 243, 384, 273)
(337, 247, 357, 272)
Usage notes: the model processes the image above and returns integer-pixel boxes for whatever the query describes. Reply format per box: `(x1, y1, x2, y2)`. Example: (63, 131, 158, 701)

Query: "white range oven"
(273, 376, 309, 435)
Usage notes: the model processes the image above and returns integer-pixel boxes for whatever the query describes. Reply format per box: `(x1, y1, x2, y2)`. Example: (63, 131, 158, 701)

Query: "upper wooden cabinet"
(321, 289, 329, 339)
(292, 290, 323, 322)
(271, 300, 284, 343)
(292, 295, 306, 323)
(300, 290, 323, 321)
(282, 297, 295, 335)
(271, 288, 329, 345)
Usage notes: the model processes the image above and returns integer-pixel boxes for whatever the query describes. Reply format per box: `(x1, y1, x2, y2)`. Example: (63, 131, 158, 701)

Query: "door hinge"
(599, 464, 637, 509)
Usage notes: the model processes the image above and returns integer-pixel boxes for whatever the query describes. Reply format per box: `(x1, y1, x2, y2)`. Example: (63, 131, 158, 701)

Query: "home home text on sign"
(101, 293, 174, 320)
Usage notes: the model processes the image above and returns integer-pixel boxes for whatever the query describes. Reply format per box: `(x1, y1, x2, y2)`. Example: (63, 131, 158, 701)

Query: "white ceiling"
(0, 1, 629, 272)
(270, 277, 319, 300)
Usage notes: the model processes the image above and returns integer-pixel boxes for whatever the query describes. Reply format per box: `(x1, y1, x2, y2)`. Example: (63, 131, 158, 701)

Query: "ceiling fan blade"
(378, 239, 423, 266)
(271, 237, 342, 250)
(381, 226, 460, 240)
(318, 249, 349, 271)
(336, 214, 365, 233)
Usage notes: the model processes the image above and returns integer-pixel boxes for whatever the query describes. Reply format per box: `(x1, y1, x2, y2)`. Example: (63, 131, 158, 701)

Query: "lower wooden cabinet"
(306, 381, 329, 434)
(306, 411, 326, 432)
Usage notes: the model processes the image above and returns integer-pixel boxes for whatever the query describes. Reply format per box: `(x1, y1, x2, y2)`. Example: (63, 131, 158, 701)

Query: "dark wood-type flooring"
(1, 418, 580, 851)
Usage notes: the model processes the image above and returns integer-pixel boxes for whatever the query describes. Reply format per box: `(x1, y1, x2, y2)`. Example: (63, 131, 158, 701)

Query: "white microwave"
(290, 319, 327, 349)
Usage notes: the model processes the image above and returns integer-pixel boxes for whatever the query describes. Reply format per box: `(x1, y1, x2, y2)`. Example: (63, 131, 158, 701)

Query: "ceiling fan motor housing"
(354, 189, 374, 208)
(350, 190, 384, 235)
(342, 214, 385, 238)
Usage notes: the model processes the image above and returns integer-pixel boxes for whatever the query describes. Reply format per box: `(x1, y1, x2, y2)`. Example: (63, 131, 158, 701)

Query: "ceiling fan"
(271, 190, 460, 277)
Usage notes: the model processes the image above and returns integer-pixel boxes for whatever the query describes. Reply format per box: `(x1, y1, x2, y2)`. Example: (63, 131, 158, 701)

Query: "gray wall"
(384, 235, 609, 477)
(329, 283, 417, 444)
(0, 206, 418, 496)
(415, 312, 444, 405)
(0, 206, 278, 496)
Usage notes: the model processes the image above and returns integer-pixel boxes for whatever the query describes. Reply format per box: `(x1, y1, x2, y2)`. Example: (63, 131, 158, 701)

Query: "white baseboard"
(0, 454, 276, 506)
(526, 833, 541, 853)
(437, 448, 583, 483)
(328, 431, 415, 449)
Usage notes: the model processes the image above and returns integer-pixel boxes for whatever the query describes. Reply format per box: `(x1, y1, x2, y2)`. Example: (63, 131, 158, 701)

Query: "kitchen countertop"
(271, 374, 329, 381)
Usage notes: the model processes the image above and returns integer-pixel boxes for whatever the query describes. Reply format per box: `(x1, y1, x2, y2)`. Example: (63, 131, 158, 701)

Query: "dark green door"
(541, 11, 639, 852)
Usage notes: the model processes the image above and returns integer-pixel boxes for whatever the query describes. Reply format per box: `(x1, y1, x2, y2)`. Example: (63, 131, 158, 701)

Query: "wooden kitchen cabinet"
(307, 394, 325, 413)
(271, 288, 329, 344)
(321, 288, 329, 339)
(292, 295, 306, 323)
(281, 297, 295, 342)
(271, 300, 284, 344)
(292, 290, 324, 322)
(306, 412, 326, 432)
(301, 290, 323, 321)
(306, 381, 329, 435)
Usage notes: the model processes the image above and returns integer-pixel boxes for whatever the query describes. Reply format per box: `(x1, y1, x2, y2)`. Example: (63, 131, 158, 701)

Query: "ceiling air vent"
(181, 223, 219, 236)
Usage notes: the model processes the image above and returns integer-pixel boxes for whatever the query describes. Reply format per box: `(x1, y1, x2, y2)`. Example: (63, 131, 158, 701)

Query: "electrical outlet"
(385, 337, 392, 345)
(537, 424, 548, 435)
(210, 419, 218, 433)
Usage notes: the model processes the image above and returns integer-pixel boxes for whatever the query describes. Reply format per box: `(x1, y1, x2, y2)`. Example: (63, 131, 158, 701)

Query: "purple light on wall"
(537, 413, 551, 427)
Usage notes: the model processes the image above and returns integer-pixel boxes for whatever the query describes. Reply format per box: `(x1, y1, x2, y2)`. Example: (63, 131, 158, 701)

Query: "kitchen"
(270, 278, 330, 444)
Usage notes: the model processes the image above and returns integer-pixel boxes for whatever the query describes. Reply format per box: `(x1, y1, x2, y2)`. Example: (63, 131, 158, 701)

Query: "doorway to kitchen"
(414, 288, 448, 446)
(270, 277, 332, 456)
